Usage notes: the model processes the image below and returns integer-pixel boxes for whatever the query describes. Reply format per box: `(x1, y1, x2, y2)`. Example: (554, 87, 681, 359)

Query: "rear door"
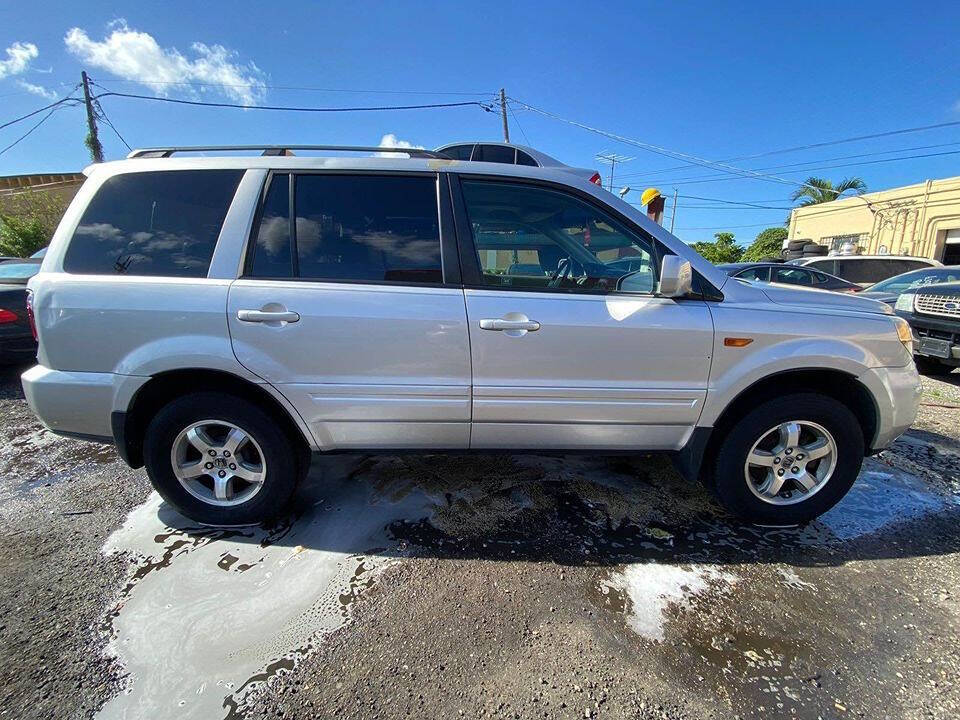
(228, 172, 472, 450)
(451, 176, 714, 451)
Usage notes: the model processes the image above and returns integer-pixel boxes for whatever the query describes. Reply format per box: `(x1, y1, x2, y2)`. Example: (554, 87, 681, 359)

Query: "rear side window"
(804, 259, 834, 275)
(835, 259, 891, 284)
(247, 174, 442, 284)
(64, 170, 242, 277)
(440, 144, 474, 161)
(474, 145, 516, 164)
(516, 151, 538, 167)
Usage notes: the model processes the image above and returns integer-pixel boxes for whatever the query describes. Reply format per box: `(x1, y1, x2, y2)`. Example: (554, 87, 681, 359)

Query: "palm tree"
(790, 176, 867, 207)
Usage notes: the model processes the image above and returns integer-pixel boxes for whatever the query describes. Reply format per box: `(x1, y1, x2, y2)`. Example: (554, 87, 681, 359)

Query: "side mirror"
(658, 256, 693, 297)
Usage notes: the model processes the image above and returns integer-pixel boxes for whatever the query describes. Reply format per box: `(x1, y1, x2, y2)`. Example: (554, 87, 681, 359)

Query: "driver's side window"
(460, 180, 656, 294)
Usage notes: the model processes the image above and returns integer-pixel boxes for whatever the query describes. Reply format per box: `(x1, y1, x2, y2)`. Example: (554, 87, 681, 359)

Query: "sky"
(1, 1, 960, 244)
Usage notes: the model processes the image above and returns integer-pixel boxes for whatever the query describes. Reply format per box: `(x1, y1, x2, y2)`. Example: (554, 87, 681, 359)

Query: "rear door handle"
(479, 319, 541, 331)
(237, 309, 301, 323)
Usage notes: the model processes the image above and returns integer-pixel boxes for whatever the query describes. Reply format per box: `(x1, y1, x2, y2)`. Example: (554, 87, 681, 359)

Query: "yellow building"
(787, 175, 960, 265)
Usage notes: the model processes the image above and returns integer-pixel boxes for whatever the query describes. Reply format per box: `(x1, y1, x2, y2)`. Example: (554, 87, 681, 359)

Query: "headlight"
(895, 293, 915, 312)
(893, 316, 913, 355)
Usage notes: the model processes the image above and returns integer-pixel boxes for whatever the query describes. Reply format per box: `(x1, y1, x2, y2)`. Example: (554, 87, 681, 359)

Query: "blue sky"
(1, 1, 959, 243)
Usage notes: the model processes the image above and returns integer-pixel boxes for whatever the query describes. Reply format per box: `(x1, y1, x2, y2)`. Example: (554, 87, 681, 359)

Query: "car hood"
(914, 281, 960, 297)
(759, 282, 893, 315)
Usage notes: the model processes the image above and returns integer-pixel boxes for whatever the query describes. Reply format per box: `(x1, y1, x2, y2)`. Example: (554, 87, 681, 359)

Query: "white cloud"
(0, 41, 38, 79)
(17, 79, 57, 100)
(376, 133, 424, 157)
(64, 21, 266, 106)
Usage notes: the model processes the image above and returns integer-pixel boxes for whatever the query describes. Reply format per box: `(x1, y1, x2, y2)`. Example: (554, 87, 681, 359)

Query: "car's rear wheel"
(711, 393, 864, 525)
(914, 355, 955, 376)
(143, 392, 304, 525)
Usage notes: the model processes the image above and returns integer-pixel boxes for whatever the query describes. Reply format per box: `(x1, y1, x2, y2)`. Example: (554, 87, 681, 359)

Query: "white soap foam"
(601, 563, 736, 641)
(97, 460, 432, 720)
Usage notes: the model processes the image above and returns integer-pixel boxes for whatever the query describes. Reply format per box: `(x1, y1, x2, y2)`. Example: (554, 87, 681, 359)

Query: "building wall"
(788, 176, 960, 261)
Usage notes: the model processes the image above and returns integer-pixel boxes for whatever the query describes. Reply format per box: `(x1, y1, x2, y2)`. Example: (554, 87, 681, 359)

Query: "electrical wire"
(0, 86, 82, 131)
(92, 87, 495, 114)
(507, 101, 531, 146)
(93, 98, 132, 151)
(0, 105, 63, 156)
(95, 78, 495, 96)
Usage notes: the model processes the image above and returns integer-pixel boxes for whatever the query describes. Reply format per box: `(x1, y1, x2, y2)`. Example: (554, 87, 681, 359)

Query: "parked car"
(788, 255, 942, 287)
(859, 265, 960, 306)
(437, 141, 603, 186)
(718, 262, 862, 293)
(895, 281, 960, 375)
(22, 144, 919, 527)
(0, 258, 41, 364)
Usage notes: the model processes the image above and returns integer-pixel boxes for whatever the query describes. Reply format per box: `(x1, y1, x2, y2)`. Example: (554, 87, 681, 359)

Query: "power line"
(0, 86, 82, 131)
(631, 118, 960, 178)
(676, 194, 792, 210)
(507, 101, 531, 145)
(92, 86, 495, 114)
(0, 105, 63, 156)
(675, 221, 778, 231)
(509, 97, 830, 190)
(93, 98, 132, 151)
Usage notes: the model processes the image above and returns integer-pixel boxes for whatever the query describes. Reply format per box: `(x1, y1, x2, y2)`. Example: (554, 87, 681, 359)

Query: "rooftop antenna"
(595, 152, 634, 193)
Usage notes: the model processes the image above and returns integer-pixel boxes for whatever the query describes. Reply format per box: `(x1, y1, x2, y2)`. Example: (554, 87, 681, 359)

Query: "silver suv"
(22, 144, 921, 526)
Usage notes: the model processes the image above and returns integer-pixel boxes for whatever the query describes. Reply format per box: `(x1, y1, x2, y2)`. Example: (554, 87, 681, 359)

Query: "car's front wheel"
(711, 393, 864, 525)
(143, 392, 304, 525)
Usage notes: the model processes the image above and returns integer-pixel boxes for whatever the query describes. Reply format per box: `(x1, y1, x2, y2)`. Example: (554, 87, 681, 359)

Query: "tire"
(914, 355, 955, 376)
(782, 252, 803, 261)
(710, 393, 864, 525)
(802, 243, 825, 254)
(143, 392, 305, 525)
(787, 240, 807, 251)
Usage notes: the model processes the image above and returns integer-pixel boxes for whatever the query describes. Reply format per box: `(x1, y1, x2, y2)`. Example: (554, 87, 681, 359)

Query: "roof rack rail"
(127, 145, 448, 159)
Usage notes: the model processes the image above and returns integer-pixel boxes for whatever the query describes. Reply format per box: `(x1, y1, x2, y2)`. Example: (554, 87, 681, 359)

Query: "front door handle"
(479, 319, 541, 331)
(237, 309, 301, 324)
(479, 313, 540, 337)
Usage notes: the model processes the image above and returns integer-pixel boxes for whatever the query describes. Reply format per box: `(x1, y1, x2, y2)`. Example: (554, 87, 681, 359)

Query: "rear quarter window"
(63, 170, 242, 277)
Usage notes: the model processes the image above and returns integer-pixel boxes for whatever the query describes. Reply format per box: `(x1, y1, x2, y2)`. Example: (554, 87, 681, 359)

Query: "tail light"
(25, 289, 37, 340)
(588, 172, 603, 186)
(0, 309, 17, 325)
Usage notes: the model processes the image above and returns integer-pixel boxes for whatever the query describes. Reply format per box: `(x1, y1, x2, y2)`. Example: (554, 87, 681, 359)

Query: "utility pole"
(499, 88, 510, 143)
(669, 188, 679, 233)
(81, 71, 104, 163)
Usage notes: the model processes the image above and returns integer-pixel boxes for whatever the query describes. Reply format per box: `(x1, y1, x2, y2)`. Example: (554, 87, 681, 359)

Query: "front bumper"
(898, 312, 960, 365)
(20, 365, 147, 442)
(858, 364, 923, 451)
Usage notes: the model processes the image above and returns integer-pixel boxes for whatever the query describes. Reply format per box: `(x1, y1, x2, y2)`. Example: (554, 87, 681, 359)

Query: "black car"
(0, 258, 41, 364)
(858, 265, 960, 306)
(894, 280, 960, 375)
(717, 262, 862, 293)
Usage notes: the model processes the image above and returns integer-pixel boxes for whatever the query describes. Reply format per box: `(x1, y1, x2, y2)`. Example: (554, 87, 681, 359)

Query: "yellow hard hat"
(640, 187, 662, 206)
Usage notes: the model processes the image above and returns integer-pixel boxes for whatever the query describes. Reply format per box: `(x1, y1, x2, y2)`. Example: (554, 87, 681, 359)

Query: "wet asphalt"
(1, 363, 959, 720)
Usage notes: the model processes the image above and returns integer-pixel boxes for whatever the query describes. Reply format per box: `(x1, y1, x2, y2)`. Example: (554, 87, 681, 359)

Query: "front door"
(453, 177, 714, 450)
(228, 172, 471, 449)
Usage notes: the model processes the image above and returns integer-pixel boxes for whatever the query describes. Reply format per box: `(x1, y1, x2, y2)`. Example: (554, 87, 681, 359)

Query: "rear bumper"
(20, 365, 147, 442)
(858, 364, 922, 451)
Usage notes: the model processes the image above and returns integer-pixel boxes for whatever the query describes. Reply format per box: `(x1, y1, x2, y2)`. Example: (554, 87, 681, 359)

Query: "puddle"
(97, 457, 434, 720)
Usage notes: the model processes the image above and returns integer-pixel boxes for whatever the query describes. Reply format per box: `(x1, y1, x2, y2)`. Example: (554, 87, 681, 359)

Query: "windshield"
(0, 262, 41, 281)
(868, 267, 960, 294)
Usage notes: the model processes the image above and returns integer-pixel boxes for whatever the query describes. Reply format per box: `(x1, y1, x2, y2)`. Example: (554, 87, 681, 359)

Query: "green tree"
(790, 176, 867, 207)
(692, 231, 743, 264)
(0, 189, 70, 257)
(742, 227, 788, 261)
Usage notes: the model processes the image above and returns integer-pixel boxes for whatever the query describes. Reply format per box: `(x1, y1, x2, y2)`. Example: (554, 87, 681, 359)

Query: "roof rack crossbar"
(127, 145, 448, 159)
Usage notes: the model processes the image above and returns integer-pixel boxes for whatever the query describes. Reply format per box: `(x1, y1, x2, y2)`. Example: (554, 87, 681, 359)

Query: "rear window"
(64, 170, 242, 277)
(474, 145, 516, 164)
(247, 173, 443, 284)
(440, 144, 474, 161)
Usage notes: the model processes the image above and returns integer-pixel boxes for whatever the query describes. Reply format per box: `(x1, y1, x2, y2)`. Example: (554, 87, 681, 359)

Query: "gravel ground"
(0, 364, 958, 720)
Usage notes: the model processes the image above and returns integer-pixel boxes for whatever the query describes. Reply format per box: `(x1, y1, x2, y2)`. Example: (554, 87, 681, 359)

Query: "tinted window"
(64, 170, 242, 277)
(474, 145, 517, 164)
(516, 151, 539, 167)
(804, 259, 835, 275)
(294, 175, 442, 284)
(250, 174, 292, 278)
(461, 181, 656, 294)
(774, 267, 813, 285)
(440, 144, 474, 161)
(736, 267, 769, 281)
(834, 259, 891, 284)
(870, 267, 960, 294)
(810, 271, 831, 285)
